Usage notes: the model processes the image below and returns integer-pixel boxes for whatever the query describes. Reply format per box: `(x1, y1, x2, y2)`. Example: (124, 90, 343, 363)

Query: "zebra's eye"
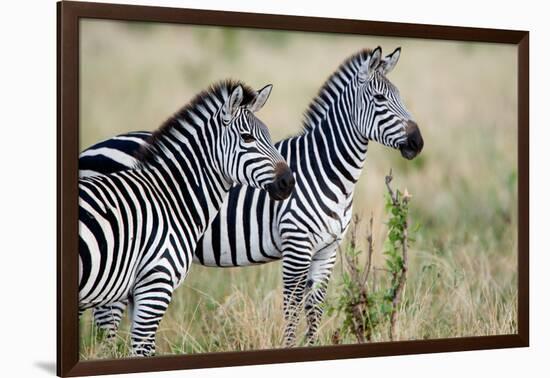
(241, 133, 255, 143)
(373, 94, 387, 101)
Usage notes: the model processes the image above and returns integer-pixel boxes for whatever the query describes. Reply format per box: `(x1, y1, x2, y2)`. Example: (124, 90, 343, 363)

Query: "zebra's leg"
(281, 236, 313, 347)
(130, 277, 174, 357)
(93, 300, 128, 340)
(304, 246, 338, 346)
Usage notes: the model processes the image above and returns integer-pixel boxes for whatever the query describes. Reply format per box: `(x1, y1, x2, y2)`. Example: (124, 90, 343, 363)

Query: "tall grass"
(79, 20, 517, 359)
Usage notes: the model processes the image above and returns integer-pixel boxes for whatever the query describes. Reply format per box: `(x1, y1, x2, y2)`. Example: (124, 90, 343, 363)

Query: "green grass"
(78, 19, 518, 359)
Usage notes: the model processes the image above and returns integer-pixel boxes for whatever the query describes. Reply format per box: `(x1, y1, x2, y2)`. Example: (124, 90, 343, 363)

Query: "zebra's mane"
(300, 48, 372, 134)
(136, 80, 257, 163)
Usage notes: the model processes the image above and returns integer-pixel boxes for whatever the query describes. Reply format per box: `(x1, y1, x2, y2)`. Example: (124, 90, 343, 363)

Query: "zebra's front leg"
(304, 246, 337, 346)
(130, 280, 174, 357)
(93, 300, 128, 340)
(281, 239, 313, 347)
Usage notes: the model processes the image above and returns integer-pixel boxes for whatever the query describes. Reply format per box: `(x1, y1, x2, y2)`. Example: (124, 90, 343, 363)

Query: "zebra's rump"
(79, 132, 150, 177)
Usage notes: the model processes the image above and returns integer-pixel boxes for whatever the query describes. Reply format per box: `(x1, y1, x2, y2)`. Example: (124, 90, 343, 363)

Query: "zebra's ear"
(247, 84, 273, 113)
(223, 85, 244, 123)
(379, 47, 401, 75)
(358, 46, 383, 81)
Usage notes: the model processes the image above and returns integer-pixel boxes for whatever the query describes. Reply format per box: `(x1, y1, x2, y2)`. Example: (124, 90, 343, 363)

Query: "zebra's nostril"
(274, 169, 295, 193)
(267, 168, 295, 201)
(279, 170, 295, 190)
(405, 121, 423, 153)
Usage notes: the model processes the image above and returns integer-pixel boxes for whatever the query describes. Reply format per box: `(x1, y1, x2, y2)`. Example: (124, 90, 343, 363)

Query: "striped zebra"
(80, 47, 424, 347)
(78, 80, 295, 356)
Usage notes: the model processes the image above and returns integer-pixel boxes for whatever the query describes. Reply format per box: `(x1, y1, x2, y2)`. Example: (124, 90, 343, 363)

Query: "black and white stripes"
(80, 47, 424, 348)
(78, 80, 293, 356)
(79, 131, 150, 178)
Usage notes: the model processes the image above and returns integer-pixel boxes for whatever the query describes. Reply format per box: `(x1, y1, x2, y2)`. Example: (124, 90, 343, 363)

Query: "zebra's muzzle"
(266, 162, 295, 201)
(399, 120, 424, 160)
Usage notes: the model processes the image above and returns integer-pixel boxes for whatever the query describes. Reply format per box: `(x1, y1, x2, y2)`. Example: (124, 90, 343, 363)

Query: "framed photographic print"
(57, 0, 529, 376)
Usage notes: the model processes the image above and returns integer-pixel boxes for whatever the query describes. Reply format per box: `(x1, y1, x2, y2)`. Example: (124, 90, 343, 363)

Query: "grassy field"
(78, 19, 518, 358)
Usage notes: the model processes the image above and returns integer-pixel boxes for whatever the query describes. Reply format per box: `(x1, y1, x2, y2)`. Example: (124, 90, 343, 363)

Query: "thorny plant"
(327, 169, 414, 343)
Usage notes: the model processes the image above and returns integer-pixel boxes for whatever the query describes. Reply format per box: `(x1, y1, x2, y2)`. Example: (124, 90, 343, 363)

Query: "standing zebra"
(79, 80, 295, 356)
(80, 47, 424, 347)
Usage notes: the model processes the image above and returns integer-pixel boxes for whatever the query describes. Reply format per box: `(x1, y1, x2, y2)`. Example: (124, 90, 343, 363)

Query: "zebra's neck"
(139, 112, 232, 234)
(287, 79, 368, 199)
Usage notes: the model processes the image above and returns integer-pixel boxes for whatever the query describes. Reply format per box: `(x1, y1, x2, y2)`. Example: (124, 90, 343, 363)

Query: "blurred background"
(79, 19, 517, 358)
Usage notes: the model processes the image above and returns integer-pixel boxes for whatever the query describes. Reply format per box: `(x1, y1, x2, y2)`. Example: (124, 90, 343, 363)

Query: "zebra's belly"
(192, 241, 282, 267)
(192, 184, 285, 267)
(78, 246, 137, 310)
(78, 239, 140, 309)
(79, 279, 134, 310)
(79, 244, 138, 310)
(193, 220, 283, 267)
(78, 216, 149, 309)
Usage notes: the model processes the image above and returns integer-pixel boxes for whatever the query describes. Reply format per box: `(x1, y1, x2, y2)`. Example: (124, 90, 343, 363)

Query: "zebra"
(78, 80, 295, 356)
(80, 47, 424, 347)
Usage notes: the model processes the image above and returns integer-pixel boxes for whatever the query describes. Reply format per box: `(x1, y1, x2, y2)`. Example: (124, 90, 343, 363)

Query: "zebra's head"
(354, 47, 424, 160)
(219, 83, 295, 200)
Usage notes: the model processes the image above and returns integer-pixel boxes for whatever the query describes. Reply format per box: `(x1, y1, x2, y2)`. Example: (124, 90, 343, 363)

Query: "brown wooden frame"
(57, 1, 529, 376)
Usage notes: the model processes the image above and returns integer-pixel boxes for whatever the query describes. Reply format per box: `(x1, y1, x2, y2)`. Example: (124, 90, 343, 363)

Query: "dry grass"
(78, 19, 518, 359)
